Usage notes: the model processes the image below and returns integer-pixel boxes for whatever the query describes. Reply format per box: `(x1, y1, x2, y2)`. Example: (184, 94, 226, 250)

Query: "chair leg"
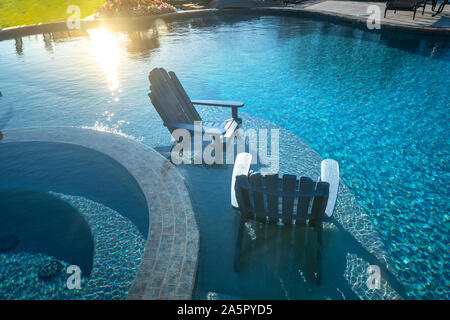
(316, 225, 323, 285)
(232, 106, 240, 123)
(384, 8, 387, 18)
(422, 3, 426, 15)
(413, 9, 417, 19)
(234, 214, 246, 272)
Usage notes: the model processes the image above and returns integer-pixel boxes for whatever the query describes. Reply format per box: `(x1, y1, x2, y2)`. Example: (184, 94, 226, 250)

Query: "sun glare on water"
(87, 28, 120, 92)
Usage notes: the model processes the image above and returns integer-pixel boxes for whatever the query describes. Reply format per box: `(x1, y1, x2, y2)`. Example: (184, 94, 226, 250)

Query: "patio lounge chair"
(283, 0, 303, 4)
(384, 0, 427, 20)
(233, 169, 332, 284)
(432, 0, 448, 16)
(148, 67, 244, 144)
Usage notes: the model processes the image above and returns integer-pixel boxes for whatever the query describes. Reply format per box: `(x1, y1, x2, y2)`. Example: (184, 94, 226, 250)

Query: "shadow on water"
(8, 28, 162, 59)
(170, 11, 450, 60)
(0, 142, 149, 239)
(14, 38, 23, 55)
(0, 189, 94, 276)
(271, 14, 450, 60)
(42, 33, 54, 53)
(6, 11, 448, 60)
(125, 30, 161, 59)
(0, 93, 13, 131)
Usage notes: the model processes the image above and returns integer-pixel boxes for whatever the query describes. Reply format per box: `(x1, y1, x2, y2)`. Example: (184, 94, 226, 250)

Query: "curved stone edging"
(249, 6, 450, 36)
(0, 9, 215, 40)
(0, 126, 199, 300)
(0, 5, 448, 41)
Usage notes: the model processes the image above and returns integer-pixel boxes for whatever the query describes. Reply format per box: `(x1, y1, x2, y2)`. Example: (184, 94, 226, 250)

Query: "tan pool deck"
(213, 0, 450, 31)
(293, 0, 449, 28)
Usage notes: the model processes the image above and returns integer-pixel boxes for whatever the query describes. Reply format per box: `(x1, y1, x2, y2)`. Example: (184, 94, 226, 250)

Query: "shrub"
(97, 0, 176, 18)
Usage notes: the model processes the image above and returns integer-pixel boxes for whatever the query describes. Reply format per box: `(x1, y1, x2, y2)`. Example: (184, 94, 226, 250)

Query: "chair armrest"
(191, 100, 244, 108)
(191, 100, 244, 123)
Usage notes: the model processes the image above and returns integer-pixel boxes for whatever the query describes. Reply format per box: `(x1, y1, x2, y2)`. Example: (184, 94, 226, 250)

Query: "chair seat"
(202, 120, 228, 131)
(386, 0, 424, 9)
(164, 118, 238, 142)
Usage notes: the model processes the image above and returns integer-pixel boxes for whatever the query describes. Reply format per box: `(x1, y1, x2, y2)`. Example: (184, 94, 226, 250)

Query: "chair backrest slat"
(235, 173, 329, 226)
(311, 182, 329, 224)
(148, 68, 202, 129)
(149, 69, 186, 125)
(157, 68, 194, 123)
(235, 175, 251, 218)
(265, 174, 279, 223)
(149, 90, 168, 123)
(158, 69, 197, 123)
(282, 175, 297, 223)
(168, 71, 201, 121)
(297, 177, 314, 224)
(249, 172, 264, 216)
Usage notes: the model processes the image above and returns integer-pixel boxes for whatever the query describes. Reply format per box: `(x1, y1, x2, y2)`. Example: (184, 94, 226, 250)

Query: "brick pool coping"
(0, 127, 199, 300)
(0, 3, 448, 41)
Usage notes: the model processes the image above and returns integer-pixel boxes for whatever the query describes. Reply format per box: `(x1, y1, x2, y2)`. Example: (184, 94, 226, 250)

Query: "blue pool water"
(0, 188, 94, 275)
(0, 142, 148, 299)
(0, 12, 448, 299)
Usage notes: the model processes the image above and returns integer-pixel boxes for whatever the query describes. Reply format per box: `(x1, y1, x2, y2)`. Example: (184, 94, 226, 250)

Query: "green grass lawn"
(0, 0, 105, 28)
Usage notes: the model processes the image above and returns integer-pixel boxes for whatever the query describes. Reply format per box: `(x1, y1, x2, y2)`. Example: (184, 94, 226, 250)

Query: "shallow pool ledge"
(0, 127, 199, 300)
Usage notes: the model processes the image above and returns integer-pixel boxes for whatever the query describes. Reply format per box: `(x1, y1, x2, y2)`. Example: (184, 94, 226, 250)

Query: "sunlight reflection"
(87, 28, 120, 92)
(153, 19, 169, 36)
(83, 121, 143, 142)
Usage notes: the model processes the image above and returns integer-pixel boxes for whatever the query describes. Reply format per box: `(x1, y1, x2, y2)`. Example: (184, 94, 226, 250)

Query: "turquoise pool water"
(0, 12, 448, 299)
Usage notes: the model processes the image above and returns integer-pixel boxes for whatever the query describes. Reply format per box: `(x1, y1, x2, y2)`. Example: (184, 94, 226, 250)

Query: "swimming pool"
(0, 11, 448, 299)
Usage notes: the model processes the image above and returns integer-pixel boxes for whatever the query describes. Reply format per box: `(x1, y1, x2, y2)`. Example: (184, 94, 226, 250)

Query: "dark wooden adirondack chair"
(148, 67, 244, 144)
(234, 173, 330, 284)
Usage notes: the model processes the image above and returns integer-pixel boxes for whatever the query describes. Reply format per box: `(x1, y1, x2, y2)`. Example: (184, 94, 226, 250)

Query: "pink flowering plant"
(97, 0, 176, 18)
